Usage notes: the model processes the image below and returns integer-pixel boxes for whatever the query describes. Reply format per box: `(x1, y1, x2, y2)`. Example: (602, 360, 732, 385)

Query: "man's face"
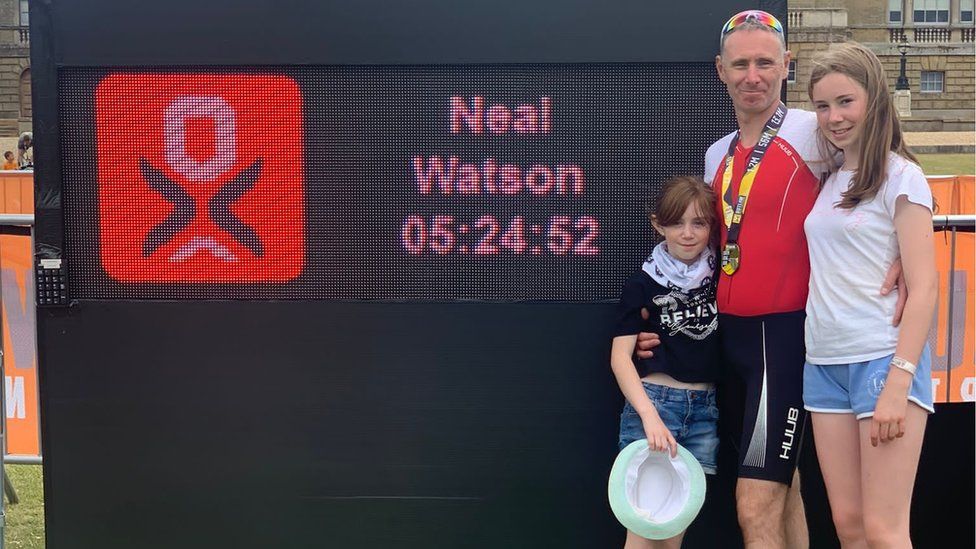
(716, 29, 790, 116)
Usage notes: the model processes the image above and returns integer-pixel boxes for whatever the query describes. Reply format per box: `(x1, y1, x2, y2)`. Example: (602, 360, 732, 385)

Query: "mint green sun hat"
(607, 440, 707, 540)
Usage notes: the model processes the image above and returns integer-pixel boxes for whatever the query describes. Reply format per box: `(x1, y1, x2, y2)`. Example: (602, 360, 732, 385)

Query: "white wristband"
(890, 356, 917, 376)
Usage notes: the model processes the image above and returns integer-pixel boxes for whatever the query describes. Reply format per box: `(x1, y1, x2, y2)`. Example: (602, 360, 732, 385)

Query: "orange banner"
(0, 172, 32, 214)
(0, 233, 40, 456)
(927, 175, 975, 404)
(0, 172, 40, 456)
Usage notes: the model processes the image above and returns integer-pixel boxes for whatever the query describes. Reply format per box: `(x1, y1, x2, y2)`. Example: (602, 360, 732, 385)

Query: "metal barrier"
(932, 215, 975, 403)
(933, 215, 976, 230)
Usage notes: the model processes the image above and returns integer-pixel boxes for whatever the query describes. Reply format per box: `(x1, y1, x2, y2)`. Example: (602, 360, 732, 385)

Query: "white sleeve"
(883, 159, 933, 216)
(704, 135, 734, 186)
(780, 109, 840, 178)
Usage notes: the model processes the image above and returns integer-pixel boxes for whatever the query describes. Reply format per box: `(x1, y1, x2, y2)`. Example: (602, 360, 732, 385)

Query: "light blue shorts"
(803, 346, 935, 420)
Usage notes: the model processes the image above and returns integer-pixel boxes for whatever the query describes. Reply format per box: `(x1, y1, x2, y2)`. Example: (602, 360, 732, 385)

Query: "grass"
(4, 465, 45, 548)
(916, 153, 975, 176)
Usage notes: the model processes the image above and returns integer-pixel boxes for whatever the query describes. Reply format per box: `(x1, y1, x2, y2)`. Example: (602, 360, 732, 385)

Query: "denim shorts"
(618, 382, 719, 474)
(803, 346, 935, 420)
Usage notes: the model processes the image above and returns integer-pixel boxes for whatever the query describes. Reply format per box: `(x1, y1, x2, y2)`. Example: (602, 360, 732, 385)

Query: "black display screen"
(59, 64, 735, 301)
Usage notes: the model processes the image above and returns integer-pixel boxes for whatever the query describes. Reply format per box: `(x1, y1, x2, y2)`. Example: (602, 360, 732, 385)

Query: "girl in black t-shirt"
(610, 176, 720, 549)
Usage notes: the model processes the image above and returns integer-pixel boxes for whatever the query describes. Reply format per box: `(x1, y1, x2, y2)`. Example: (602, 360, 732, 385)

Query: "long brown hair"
(808, 42, 918, 209)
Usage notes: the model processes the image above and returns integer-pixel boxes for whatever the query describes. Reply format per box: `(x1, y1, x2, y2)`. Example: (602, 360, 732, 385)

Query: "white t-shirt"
(803, 153, 932, 364)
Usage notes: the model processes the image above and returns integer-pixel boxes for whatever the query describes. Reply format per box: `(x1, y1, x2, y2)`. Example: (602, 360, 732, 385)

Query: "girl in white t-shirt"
(804, 42, 937, 548)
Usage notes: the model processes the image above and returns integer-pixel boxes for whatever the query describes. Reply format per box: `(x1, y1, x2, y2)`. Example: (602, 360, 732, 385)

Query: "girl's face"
(810, 72, 868, 154)
(654, 203, 711, 266)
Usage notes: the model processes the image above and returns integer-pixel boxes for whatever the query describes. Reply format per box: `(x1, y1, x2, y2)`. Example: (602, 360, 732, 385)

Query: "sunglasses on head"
(721, 10, 784, 36)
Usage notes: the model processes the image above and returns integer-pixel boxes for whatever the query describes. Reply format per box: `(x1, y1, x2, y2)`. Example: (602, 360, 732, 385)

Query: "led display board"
(59, 65, 733, 300)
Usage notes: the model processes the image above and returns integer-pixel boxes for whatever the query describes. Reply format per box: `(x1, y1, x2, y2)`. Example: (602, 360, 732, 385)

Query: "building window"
(914, 0, 949, 23)
(19, 69, 31, 118)
(962, 0, 975, 23)
(888, 0, 903, 23)
(920, 71, 944, 93)
(787, 60, 796, 83)
(19, 0, 28, 26)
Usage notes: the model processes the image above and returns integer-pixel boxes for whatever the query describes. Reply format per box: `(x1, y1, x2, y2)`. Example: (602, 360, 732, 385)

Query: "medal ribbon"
(720, 103, 787, 245)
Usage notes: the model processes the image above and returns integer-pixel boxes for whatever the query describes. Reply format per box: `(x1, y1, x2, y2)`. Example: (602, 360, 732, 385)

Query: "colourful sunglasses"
(721, 10, 784, 36)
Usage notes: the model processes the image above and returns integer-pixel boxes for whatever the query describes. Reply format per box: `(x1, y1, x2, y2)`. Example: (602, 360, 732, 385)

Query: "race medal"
(718, 104, 786, 279)
(721, 243, 741, 275)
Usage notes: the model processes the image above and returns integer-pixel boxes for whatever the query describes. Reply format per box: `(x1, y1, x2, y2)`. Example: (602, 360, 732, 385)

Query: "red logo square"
(95, 73, 304, 283)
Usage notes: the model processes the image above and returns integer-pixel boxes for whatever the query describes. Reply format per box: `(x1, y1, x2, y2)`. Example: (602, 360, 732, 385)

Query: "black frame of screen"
(30, 0, 784, 292)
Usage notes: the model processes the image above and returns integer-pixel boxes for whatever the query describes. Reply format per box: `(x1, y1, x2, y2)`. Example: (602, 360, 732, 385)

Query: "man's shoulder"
(704, 132, 736, 184)
(706, 131, 736, 156)
(706, 108, 818, 153)
(785, 107, 817, 122)
(705, 108, 835, 183)
(778, 108, 820, 157)
(778, 109, 817, 144)
(775, 108, 842, 177)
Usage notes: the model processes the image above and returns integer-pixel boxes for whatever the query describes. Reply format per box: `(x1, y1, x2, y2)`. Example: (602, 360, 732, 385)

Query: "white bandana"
(641, 242, 716, 292)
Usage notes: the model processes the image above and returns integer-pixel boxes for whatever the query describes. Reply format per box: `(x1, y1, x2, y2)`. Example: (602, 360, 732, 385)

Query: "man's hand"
(635, 308, 661, 359)
(880, 257, 908, 326)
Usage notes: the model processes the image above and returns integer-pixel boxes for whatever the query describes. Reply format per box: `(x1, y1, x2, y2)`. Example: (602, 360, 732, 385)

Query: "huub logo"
(779, 407, 800, 460)
(95, 73, 305, 283)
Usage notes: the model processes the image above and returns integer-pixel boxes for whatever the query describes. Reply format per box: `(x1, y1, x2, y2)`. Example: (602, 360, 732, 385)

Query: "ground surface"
(5, 465, 44, 548)
(916, 153, 975, 176)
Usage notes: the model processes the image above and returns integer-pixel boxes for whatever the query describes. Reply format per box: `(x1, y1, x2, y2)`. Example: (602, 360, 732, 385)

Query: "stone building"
(0, 2, 972, 133)
(0, 0, 28, 139)
(787, 0, 976, 131)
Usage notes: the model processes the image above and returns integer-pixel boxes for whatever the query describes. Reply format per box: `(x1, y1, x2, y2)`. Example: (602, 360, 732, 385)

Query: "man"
(636, 11, 905, 548)
(16, 132, 32, 168)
